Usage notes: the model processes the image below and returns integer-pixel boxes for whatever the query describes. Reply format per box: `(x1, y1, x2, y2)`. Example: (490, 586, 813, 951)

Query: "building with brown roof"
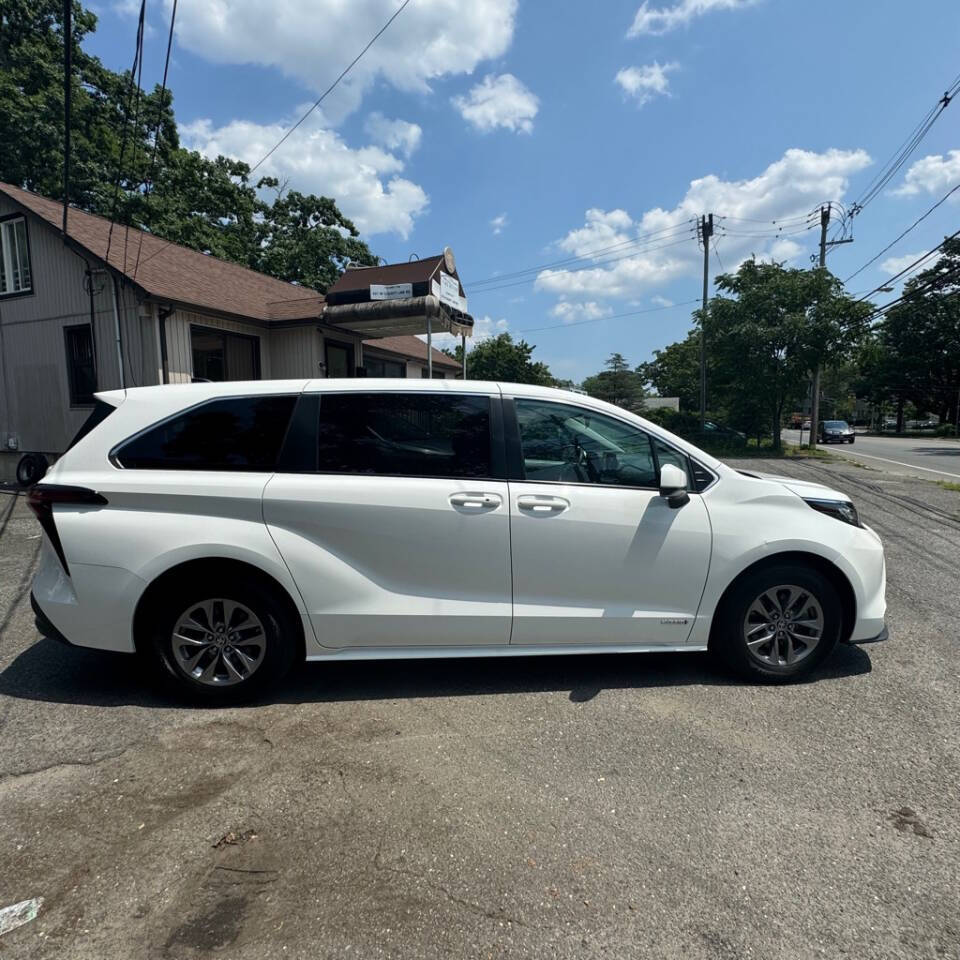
(0, 183, 472, 476)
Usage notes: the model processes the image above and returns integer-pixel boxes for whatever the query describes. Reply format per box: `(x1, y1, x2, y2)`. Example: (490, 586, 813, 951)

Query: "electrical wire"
(843, 181, 960, 283)
(468, 220, 697, 287)
(248, 0, 413, 175)
(516, 299, 701, 334)
(133, 0, 178, 281)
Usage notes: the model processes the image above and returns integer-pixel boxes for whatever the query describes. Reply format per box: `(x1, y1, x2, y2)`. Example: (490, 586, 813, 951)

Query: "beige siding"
(0, 198, 148, 454)
(270, 326, 321, 378)
(164, 310, 271, 383)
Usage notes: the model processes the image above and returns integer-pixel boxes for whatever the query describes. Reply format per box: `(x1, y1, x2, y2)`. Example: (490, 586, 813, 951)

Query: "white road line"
(839, 450, 960, 480)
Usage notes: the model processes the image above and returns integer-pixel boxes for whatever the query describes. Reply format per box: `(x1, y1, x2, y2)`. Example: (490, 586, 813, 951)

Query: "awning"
(321, 294, 474, 339)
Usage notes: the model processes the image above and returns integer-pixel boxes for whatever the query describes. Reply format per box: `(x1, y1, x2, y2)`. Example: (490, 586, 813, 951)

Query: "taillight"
(26, 485, 107, 576)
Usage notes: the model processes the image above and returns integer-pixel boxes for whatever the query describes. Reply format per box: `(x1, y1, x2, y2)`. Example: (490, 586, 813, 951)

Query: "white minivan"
(29, 379, 886, 701)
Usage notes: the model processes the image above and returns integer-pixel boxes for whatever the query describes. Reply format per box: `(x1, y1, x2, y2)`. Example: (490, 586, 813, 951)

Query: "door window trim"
(275, 390, 508, 480)
(503, 395, 713, 493)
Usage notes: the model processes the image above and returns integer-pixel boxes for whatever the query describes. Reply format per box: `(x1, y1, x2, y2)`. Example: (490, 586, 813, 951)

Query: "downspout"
(157, 306, 172, 384)
(111, 275, 125, 390)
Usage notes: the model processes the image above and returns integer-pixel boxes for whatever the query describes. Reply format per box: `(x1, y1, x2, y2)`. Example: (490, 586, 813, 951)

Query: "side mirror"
(659, 463, 689, 509)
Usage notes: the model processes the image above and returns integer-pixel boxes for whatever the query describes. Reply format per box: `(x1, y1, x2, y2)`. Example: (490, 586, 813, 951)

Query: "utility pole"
(62, 0, 72, 235)
(698, 213, 713, 431)
(807, 205, 829, 446)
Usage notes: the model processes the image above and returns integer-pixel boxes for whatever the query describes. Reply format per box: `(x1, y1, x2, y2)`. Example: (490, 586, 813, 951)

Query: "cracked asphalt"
(0, 457, 958, 959)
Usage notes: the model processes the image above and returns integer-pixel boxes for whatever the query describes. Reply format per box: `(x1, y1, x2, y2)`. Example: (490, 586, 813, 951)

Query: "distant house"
(0, 183, 471, 477)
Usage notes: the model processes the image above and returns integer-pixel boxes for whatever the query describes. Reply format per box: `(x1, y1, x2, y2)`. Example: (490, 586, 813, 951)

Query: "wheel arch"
(132, 557, 306, 659)
(709, 550, 856, 647)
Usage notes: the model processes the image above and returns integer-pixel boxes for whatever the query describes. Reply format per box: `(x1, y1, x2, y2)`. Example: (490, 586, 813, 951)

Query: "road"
(1, 460, 959, 960)
(782, 429, 960, 481)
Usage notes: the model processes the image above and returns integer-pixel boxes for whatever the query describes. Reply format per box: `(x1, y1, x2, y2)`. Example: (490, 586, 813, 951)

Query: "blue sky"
(86, 0, 960, 383)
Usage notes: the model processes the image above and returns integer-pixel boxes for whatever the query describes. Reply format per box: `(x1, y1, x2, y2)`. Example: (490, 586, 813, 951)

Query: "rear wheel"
(712, 564, 841, 681)
(144, 574, 299, 703)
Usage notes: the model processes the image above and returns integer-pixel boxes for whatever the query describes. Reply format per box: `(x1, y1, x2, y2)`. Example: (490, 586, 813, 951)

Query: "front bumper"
(846, 624, 888, 645)
(31, 591, 74, 647)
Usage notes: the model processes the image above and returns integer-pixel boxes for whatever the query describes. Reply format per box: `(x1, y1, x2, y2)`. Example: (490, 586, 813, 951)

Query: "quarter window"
(64, 324, 97, 406)
(114, 395, 296, 470)
(0, 217, 32, 295)
(515, 399, 658, 488)
(315, 393, 491, 478)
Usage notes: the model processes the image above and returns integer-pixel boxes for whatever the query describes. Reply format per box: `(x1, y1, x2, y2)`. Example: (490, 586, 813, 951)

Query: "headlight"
(804, 497, 861, 527)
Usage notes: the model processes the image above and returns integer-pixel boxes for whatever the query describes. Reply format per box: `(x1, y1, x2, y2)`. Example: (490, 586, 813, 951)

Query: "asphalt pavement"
(1, 459, 959, 960)
(782, 429, 960, 480)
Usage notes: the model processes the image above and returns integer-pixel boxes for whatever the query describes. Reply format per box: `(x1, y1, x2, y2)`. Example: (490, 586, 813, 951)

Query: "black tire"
(143, 573, 299, 703)
(711, 564, 841, 682)
(16, 453, 48, 487)
(848, 437, 855, 444)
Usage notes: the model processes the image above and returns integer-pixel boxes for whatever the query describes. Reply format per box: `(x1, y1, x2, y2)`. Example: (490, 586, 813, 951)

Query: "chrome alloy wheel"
(171, 599, 267, 686)
(742, 584, 824, 668)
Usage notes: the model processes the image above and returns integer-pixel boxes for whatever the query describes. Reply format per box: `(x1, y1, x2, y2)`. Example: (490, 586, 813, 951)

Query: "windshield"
(824, 421, 849, 429)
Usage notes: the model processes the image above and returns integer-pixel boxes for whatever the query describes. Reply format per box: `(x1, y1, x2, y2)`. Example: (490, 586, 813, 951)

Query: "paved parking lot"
(1, 458, 958, 959)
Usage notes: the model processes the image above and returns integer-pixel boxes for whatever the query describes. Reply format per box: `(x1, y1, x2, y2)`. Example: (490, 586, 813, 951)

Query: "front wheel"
(711, 565, 841, 682)
(144, 574, 299, 703)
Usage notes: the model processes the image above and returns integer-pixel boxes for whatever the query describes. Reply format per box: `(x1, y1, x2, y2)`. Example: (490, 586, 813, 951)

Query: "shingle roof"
(0, 182, 323, 322)
(327, 256, 445, 293)
(364, 334, 461, 370)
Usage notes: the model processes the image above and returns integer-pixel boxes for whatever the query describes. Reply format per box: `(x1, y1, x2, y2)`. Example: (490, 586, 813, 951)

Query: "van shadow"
(0, 636, 873, 710)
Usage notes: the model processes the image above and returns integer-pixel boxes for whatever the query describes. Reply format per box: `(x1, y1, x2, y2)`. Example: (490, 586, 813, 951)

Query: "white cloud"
(880, 251, 926, 276)
(549, 301, 613, 324)
(651, 295, 674, 307)
(174, 1, 517, 121)
(182, 112, 428, 238)
(615, 62, 678, 106)
(423, 314, 508, 350)
(363, 113, 422, 157)
(892, 150, 960, 199)
(628, 0, 756, 35)
(536, 147, 871, 300)
(452, 74, 539, 134)
(490, 213, 509, 235)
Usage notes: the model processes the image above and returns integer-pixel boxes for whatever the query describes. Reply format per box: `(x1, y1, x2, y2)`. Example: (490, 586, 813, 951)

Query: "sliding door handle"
(517, 495, 569, 514)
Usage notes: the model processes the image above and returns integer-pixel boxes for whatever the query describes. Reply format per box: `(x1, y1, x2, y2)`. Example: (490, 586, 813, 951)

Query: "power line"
(133, 0, 178, 280)
(248, 0, 413, 175)
(468, 221, 696, 287)
(516, 299, 701, 334)
(852, 228, 960, 305)
(843, 181, 960, 283)
(469, 232, 698, 295)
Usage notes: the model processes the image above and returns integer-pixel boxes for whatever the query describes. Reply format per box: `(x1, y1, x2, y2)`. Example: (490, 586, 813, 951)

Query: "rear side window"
(114, 395, 296, 470)
(314, 393, 491, 478)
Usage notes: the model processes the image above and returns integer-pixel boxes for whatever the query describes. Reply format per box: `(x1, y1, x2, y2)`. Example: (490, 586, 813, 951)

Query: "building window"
(421, 368, 446, 379)
(191, 326, 260, 382)
(64, 324, 97, 406)
(325, 340, 354, 378)
(364, 356, 406, 378)
(0, 216, 32, 296)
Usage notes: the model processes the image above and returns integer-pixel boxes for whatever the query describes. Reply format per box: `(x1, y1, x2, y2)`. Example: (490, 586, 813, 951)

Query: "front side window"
(515, 399, 659, 487)
(114, 395, 296, 470)
(0, 217, 32, 295)
(315, 393, 491, 478)
(64, 324, 97, 406)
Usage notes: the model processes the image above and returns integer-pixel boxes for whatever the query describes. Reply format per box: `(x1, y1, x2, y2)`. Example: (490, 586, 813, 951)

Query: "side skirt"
(306, 643, 708, 662)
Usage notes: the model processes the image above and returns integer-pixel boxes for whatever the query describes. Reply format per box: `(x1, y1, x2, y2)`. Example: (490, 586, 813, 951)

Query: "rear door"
(263, 389, 512, 649)
(505, 397, 712, 647)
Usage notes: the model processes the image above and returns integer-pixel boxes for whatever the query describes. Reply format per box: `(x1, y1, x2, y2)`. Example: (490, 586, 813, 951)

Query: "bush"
(935, 423, 957, 437)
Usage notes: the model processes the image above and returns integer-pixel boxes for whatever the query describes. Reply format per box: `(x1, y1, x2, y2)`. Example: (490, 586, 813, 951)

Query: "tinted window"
(515, 399, 657, 487)
(315, 393, 491, 478)
(115, 395, 296, 470)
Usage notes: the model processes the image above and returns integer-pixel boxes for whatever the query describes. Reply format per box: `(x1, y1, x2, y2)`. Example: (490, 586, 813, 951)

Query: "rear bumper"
(31, 591, 74, 647)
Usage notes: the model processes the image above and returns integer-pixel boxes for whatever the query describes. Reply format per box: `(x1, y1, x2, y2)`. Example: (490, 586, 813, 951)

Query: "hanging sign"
(439, 272, 468, 313)
(370, 282, 413, 300)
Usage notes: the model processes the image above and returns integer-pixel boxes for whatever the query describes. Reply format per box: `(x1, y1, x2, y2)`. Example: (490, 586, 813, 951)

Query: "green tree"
(448, 333, 554, 384)
(874, 237, 960, 427)
(0, 0, 377, 291)
(638, 331, 700, 412)
(582, 352, 646, 410)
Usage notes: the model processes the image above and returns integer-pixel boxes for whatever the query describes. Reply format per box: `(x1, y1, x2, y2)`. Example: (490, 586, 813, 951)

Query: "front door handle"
(517, 494, 569, 515)
(449, 492, 502, 510)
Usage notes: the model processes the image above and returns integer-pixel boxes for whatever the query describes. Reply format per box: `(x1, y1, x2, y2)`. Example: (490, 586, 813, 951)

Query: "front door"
(507, 398, 712, 646)
(325, 340, 354, 378)
(263, 390, 511, 649)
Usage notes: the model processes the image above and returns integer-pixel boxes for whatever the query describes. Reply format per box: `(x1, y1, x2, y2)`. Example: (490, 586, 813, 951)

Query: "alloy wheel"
(171, 598, 267, 686)
(742, 584, 824, 668)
